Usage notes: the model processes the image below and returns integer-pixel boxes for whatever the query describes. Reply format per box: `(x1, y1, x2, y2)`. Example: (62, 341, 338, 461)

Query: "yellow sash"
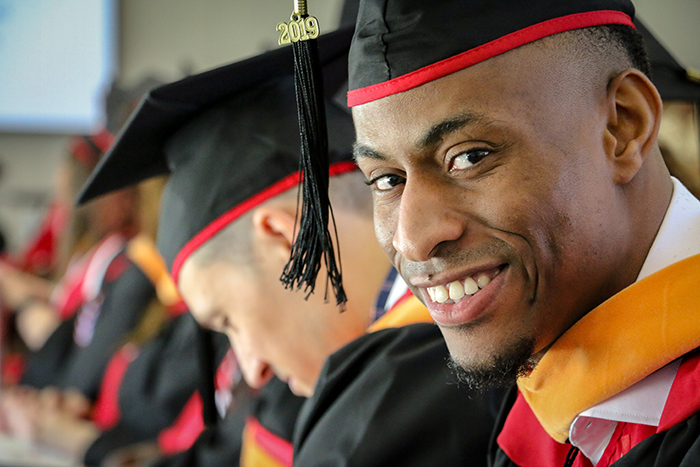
(518, 253, 700, 442)
(126, 235, 181, 307)
(240, 418, 293, 467)
(368, 294, 433, 332)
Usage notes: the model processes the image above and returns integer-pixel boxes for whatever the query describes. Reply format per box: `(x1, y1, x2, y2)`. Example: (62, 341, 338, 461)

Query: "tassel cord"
(280, 37, 346, 306)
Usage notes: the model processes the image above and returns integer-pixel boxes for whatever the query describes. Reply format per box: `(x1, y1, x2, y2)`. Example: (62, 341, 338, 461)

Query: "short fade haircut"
(549, 24, 650, 79)
(524, 23, 651, 101)
(583, 24, 651, 77)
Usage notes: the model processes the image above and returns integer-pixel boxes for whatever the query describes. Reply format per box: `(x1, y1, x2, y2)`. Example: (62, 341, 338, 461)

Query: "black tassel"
(278, 2, 347, 307)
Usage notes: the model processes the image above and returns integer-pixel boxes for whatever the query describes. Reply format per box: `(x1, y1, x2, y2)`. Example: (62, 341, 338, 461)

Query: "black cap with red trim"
(347, 0, 636, 107)
(77, 27, 357, 285)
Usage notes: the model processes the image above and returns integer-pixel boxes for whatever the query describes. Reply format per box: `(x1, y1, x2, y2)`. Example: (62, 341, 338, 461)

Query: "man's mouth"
(424, 266, 504, 305)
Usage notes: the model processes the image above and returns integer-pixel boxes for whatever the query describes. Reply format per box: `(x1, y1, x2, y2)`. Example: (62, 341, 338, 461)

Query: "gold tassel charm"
(276, 0, 320, 46)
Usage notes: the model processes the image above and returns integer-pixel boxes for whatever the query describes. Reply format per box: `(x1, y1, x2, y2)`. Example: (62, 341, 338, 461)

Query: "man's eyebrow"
(353, 142, 385, 161)
(419, 112, 485, 149)
(352, 112, 486, 162)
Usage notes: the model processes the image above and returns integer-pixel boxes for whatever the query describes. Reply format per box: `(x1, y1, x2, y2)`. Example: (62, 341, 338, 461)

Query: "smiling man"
(78, 27, 501, 467)
(348, 1, 700, 466)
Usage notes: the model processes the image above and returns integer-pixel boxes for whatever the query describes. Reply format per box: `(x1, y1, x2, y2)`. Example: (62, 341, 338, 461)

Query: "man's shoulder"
(294, 323, 504, 466)
(328, 321, 447, 374)
(297, 323, 451, 432)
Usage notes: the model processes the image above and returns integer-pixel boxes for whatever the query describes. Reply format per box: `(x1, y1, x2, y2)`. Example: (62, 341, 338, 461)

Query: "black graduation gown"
(607, 414, 700, 466)
(253, 376, 307, 448)
(83, 313, 230, 466)
(57, 263, 156, 398)
(489, 388, 700, 467)
(294, 323, 504, 466)
(21, 259, 151, 398)
(20, 316, 77, 389)
(150, 406, 249, 467)
(152, 377, 305, 467)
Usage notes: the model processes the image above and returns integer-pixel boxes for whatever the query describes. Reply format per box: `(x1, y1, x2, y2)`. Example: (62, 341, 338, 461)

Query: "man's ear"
(251, 205, 296, 262)
(604, 69, 663, 185)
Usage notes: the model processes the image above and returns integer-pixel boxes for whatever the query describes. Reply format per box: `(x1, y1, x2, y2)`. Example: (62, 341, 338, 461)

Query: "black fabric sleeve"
(20, 316, 77, 388)
(116, 313, 203, 438)
(81, 315, 201, 466)
(253, 377, 306, 442)
(294, 323, 504, 467)
(83, 314, 220, 466)
(58, 264, 155, 400)
(149, 390, 251, 467)
(83, 423, 148, 467)
(604, 412, 700, 467)
(149, 376, 304, 467)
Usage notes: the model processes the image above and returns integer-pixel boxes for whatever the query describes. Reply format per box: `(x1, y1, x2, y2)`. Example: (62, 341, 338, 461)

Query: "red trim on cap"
(347, 10, 634, 107)
(171, 160, 358, 285)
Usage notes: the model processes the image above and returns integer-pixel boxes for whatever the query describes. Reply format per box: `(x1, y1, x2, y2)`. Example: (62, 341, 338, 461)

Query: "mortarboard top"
(339, 0, 360, 28)
(636, 20, 700, 103)
(347, 0, 636, 107)
(78, 27, 357, 285)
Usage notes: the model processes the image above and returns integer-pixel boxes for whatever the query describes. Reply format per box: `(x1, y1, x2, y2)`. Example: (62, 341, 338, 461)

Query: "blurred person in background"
(0, 83, 172, 462)
(0, 130, 139, 353)
(0, 79, 242, 467)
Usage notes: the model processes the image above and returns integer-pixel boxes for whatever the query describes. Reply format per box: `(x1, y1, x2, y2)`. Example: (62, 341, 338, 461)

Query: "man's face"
(353, 42, 633, 382)
(178, 205, 382, 397)
(180, 259, 339, 397)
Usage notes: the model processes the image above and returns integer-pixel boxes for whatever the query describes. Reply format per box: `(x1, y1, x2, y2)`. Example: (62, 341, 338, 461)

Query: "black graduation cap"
(339, 0, 360, 27)
(347, 0, 636, 107)
(78, 27, 356, 287)
(636, 20, 700, 102)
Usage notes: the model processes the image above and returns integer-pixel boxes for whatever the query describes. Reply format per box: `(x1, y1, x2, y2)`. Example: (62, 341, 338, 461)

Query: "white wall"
(119, 0, 345, 86)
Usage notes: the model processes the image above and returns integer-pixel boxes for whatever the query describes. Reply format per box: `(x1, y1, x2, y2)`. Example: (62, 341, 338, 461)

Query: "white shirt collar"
(637, 178, 700, 281)
(570, 178, 700, 464)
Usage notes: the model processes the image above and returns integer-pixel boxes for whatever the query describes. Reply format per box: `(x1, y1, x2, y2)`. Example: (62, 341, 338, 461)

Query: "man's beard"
(447, 336, 536, 391)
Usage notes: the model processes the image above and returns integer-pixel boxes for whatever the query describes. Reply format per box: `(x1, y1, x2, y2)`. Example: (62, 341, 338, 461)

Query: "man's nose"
(392, 176, 465, 263)
(239, 356, 274, 389)
(230, 337, 274, 389)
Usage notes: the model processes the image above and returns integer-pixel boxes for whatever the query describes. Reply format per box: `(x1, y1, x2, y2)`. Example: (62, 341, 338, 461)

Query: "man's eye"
(451, 149, 491, 170)
(369, 174, 405, 192)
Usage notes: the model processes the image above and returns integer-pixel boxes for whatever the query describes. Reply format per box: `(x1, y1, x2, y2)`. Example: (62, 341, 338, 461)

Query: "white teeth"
(463, 277, 479, 295)
(426, 271, 496, 304)
(434, 285, 449, 303)
(448, 281, 465, 301)
(476, 274, 491, 289)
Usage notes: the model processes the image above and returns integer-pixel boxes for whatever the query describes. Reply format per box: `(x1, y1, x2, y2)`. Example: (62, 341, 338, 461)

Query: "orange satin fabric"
(518, 253, 700, 442)
(368, 294, 433, 332)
